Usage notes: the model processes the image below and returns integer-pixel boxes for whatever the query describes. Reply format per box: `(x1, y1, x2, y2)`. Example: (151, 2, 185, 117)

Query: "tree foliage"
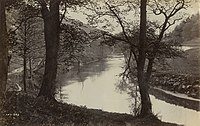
(59, 20, 89, 69)
(171, 13, 200, 42)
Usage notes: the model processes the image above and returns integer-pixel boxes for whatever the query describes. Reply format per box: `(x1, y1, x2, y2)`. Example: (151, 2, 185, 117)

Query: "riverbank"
(0, 92, 178, 126)
(151, 47, 200, 100)
(150, 87, 200, 111)
(151, 72, 200, 99)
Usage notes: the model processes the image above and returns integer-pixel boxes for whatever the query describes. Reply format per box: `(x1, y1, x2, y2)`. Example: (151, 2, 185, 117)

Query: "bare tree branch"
(59, 2, 67, 25)
(165, 17, 182, 31)
(105, 2, 131, 43)
(169, 0, 185, 17)
(120, 50, 132, 79)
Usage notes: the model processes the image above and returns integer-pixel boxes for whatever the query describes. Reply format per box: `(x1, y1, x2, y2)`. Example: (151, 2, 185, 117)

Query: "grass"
(0, 92, 177, 126)
(167, 48, 199, 76)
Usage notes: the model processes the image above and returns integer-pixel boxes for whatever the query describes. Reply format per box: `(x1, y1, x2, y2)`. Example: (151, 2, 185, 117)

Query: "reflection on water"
(151, 95, 200, 126)
(58, 55, 200, 126)
(179, 46, 193, 51)
(59, 57, 131, 113)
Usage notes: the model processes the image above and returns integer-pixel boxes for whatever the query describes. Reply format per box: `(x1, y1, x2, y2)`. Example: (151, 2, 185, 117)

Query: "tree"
(13, 4, 42, 92)
(137, 0, 151, 116)
(37, 0, 61, 99)
(0, 0, 29, 96)
(5, 1, 43, 92)
(37, 0, 89, 99)
(85, 0, 189, 116)
(0, 0, 8, 98)
(145, 0, 189, 86)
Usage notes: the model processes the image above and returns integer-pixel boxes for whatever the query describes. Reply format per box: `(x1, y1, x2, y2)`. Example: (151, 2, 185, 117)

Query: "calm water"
(58, 56, 200, 126)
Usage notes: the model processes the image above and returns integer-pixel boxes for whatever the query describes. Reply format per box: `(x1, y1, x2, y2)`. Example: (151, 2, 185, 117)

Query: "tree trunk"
(23, 20, 27, 92)
(28, 57, 33, 89)
(38, 0, 60, 99)
(0, 0, 8, 98)
(29, 58, 32, 79)
(137, 0, 152, 116)
(145, 58, 154, 82)
(23, 49, 27, 92)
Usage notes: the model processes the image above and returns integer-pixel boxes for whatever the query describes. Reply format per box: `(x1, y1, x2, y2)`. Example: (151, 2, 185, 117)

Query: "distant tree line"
(171, 13, 199, 42)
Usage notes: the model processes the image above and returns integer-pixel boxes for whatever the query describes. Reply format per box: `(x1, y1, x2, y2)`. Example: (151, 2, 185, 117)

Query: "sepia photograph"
(0, 0, 199, 126)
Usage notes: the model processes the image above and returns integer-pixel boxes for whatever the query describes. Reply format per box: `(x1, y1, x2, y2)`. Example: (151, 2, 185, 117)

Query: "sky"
(66, 0, 199, 34)
(188, 0, 199, 14)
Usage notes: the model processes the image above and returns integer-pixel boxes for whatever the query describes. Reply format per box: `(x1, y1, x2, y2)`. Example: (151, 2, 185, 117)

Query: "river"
(57, 55, 200, 126)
